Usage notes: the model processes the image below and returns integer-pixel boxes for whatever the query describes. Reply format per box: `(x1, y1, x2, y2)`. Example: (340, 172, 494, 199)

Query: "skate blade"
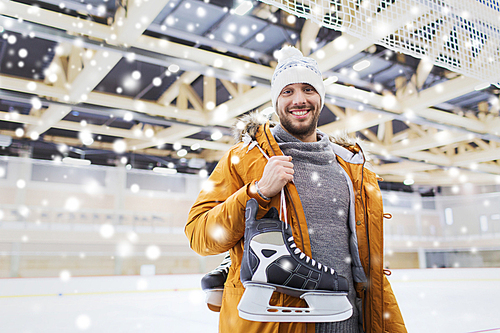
(204, 288, 223, 307)
(238, 283, 353, 323)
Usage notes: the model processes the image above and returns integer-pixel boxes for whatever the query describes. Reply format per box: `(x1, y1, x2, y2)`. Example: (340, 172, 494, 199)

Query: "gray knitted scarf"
(271, 124, 359, 333)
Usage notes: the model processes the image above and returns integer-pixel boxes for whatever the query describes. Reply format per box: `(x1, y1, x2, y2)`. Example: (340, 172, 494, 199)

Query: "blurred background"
(1, 156, 500, 278)
(1, 0, 500, 332)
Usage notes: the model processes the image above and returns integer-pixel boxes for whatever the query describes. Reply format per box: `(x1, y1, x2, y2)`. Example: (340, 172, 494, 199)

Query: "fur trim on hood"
(232, 111, 363, 151)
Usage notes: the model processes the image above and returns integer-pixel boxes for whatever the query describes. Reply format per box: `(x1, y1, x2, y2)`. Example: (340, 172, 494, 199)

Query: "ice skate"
(201, 252, 231, 311)
(238, 198, 353, 322)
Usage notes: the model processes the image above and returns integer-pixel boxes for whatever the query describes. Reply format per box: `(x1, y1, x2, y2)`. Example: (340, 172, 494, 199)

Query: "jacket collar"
(232, 111, 366, 158)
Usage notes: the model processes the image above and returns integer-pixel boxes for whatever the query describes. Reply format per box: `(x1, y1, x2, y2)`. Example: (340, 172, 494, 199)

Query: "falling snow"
(311, 172, 319, 182)
(145, 245, 161, 260)
(60, 270, 71, 282)
(75, 314, 91, 330)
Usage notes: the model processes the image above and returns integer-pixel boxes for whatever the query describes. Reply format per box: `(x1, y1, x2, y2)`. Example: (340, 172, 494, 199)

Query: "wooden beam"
(183, 83, 204, 112)
(220, 79, 239, 98)
(157, 71, 200, 106)
(203, 76, 216, 111)
(210, 86, 270, 126)
(389, 131, 471, 155)
(401, 76, 482, 111)
(25, 104, 72, 137)
(126, 124, 201, 150)
(319, 112, 393, 134)
(298, 19, 321, 56)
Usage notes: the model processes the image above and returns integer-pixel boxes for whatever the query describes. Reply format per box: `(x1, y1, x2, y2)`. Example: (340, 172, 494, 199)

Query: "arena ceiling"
(0, 0, 499, 188)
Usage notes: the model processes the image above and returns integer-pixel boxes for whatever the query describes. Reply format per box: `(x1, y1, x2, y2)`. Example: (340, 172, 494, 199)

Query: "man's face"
(276, 83, 322, 142)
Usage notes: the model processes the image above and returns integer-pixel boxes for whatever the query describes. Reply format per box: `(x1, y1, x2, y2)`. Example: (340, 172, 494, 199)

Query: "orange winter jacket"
(186, 116, 406, 333)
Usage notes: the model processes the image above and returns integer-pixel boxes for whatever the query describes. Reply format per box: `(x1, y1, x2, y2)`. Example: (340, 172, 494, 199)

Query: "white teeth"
(291, 110, 308, 116)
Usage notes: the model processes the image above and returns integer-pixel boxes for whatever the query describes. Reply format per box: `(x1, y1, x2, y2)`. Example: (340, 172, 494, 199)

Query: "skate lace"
(212, 253, 231, 274)
(243, 136, 289, 227)
(287, 236, 335, 275)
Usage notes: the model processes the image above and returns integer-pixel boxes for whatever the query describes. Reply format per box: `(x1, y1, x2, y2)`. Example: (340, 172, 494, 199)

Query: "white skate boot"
(238, 198, 353, 322)
(201, 252, 231, 311)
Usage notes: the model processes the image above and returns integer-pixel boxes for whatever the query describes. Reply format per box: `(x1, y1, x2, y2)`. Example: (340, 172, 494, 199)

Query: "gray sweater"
(271, 124, 359, 333)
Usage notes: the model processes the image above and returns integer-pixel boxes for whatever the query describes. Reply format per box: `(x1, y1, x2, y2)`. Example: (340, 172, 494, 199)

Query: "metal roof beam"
(0, 75, 205, 124)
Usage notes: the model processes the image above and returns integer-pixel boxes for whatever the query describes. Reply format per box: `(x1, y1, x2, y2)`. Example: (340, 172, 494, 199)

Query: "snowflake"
(145, 245, 161, 260)
(75, 314, 91, 330)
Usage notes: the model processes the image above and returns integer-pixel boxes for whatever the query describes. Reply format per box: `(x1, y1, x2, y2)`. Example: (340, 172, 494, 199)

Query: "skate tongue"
(263, 207, 280, 219)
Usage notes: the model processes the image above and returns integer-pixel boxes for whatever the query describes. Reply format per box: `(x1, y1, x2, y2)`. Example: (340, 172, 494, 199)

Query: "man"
(186, 46, 406, 333)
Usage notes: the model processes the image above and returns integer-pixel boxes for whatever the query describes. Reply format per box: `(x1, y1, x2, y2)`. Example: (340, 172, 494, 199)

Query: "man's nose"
(292, 90, 307, 105)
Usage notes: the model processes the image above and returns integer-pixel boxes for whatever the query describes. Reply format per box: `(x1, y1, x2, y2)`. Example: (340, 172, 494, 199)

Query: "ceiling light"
(153, 167, 177, 174)
(234, 1, 253, 16)
(62, 157, 91, 166)
(403, 178, 414, 186)
(353, 60, 371, 71)
(177, 149, 188, 157)
(323, 76, 338, 86)
(168, 64, 180, 73)
(211, 131, 223, 140)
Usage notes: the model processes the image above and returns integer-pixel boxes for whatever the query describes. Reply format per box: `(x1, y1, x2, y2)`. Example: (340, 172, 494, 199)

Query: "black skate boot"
(238, 198, 353, 322)
(201, 252, 231, 312)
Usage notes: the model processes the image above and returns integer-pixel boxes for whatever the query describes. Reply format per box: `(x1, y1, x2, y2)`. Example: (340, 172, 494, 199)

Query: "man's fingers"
(269, 155, 292, 162)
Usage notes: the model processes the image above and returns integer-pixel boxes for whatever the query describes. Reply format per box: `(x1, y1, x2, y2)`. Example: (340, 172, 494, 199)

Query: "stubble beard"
(279, 105, 320, 140)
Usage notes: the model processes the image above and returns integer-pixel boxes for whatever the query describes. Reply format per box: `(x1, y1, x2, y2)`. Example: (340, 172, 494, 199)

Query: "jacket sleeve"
(383, 275, 407, 333)
(185, 147, 271, 256)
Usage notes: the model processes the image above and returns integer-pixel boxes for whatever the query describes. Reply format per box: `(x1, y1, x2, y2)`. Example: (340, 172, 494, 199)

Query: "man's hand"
(257, 156, 294, 198)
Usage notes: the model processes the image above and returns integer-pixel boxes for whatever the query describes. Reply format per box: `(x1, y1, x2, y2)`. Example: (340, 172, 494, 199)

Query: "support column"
(418, 247, 427, 269)
(10, 242, 20, 277)
(114, 256, 123, 275)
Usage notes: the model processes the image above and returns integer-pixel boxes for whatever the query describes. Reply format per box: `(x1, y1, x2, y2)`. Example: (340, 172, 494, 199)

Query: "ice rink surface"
(1, 268, 499, 333)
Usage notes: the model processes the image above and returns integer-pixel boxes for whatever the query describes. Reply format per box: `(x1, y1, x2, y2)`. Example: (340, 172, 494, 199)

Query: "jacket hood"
(232, 111, 362, 151)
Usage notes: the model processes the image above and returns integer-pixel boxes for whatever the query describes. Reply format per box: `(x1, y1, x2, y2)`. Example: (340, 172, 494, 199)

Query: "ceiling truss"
(0, 0, 499, 187)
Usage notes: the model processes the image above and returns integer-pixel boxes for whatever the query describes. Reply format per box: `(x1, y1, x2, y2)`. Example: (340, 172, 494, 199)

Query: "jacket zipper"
(358, 145, 371, 332)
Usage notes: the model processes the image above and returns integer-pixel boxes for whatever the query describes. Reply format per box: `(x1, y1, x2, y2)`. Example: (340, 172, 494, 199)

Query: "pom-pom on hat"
(271, 46, 325, 111)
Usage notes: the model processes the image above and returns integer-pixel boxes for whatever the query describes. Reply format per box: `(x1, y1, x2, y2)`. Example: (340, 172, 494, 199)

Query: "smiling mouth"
(290, 110, 309, 116)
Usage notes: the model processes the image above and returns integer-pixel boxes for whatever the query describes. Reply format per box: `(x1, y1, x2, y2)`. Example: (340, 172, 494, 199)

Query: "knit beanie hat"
(271, 46, 325, 111)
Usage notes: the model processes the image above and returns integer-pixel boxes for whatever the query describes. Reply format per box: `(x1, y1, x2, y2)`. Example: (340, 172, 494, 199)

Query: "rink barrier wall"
(0, 156, 499, 277)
